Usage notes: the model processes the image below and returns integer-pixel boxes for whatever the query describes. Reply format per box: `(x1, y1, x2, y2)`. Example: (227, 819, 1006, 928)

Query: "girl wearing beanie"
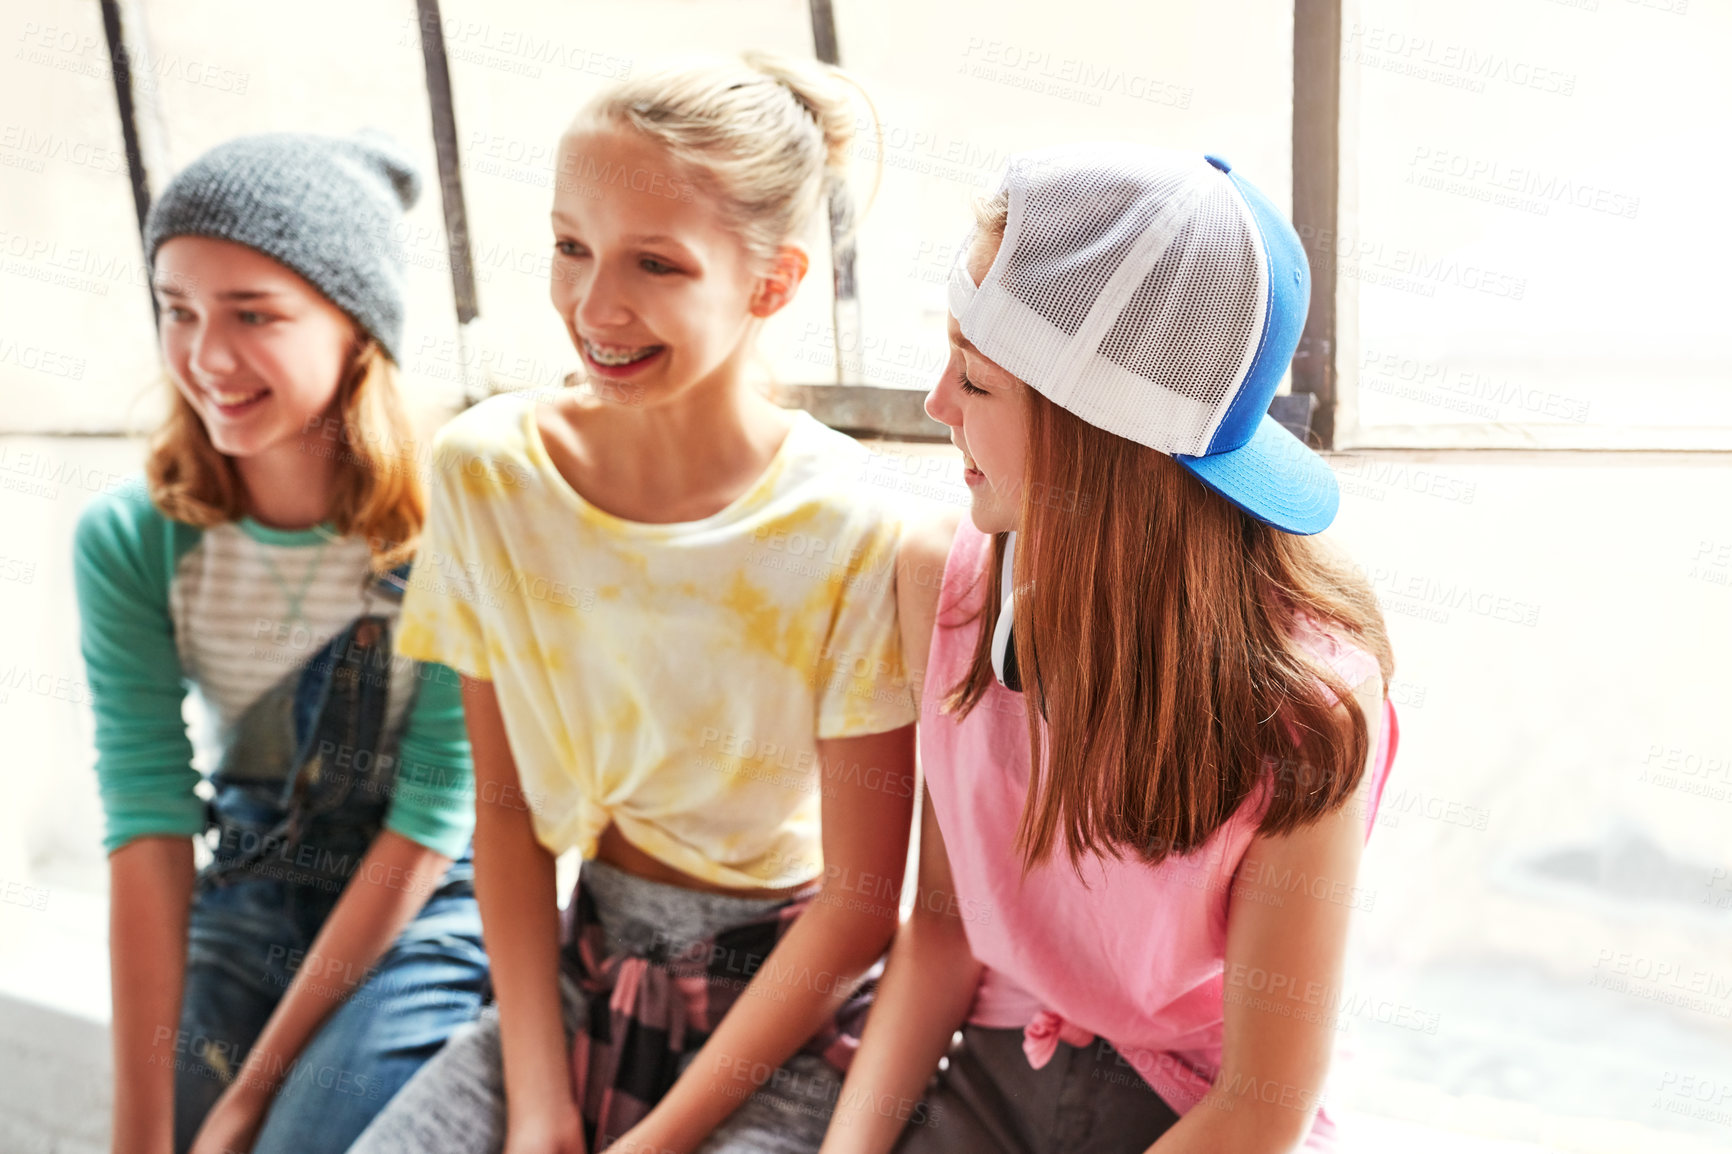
(351, 52, 914, 1154)
(822, 145, 1399, 1154)
(72, 132, 487, 1154)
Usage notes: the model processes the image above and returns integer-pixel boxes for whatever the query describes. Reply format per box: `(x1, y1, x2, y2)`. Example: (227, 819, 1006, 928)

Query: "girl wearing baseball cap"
(73, 131, 487, 1154)
(822, 144, 1398, 1154)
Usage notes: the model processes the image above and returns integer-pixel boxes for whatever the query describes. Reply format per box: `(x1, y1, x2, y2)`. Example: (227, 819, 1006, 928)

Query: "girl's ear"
(748, 244, 810, 318)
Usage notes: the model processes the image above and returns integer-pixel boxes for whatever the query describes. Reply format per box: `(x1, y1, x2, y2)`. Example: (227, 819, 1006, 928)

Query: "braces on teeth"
(588, 341, 659, 366)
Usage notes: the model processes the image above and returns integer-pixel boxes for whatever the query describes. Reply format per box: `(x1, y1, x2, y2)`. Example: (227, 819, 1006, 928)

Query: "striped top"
(167, 516, 415, 747)
(72, 477, 476, 857)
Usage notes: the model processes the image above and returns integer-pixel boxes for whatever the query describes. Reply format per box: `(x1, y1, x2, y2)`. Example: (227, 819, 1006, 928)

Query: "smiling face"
(925, 229, 1030, 534)
(153, 235, 355, 461)
(549, 123, 808, 406)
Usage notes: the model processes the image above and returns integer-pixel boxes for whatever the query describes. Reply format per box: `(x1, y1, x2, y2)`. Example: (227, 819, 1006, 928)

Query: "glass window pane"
(836, 0, 1295, 393)
(1342, 0, 1731, 447)
(1, 0, 161, 434)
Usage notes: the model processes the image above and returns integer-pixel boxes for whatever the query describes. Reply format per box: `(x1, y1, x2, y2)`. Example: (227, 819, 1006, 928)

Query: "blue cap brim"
(1175, 414, 1339, 535)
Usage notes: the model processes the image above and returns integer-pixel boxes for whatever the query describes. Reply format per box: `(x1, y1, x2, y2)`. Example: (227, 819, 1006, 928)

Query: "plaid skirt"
(558, 859, 876, 1150)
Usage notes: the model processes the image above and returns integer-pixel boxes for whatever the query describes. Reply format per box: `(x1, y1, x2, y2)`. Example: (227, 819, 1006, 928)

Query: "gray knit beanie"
(144, 130, 424, 363)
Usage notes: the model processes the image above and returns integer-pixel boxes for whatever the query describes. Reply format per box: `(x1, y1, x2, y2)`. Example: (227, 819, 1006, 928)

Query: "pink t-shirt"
(921, 518, 1398, 1151)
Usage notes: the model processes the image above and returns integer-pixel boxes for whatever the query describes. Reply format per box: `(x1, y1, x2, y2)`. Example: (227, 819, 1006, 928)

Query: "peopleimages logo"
(958, 38, 1193, 110)
(1356, 565, 1542, 628)
(1298, 227, 1527, 301)
(1407, 147, 1641, 221)
(1357, 346, 1591, 424)
(0, 124, 125, 175)
(1340, 23, 1576, 97)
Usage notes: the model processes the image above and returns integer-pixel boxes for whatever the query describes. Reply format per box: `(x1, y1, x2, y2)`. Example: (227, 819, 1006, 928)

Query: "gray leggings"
(348, 860, 844, 1154)
(892, 1026, 1181, 1154)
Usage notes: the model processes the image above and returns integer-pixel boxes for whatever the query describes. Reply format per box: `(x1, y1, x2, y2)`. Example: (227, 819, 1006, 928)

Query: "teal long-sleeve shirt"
(72, 478, 475, 858)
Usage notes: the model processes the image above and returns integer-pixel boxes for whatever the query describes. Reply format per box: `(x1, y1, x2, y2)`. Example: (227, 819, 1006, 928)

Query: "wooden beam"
(808, 0, 862, 387)
(1292, 0, 1342, 449)
(412, 0, 479, 328)
(97, 0, 155, 324)
(410, 0, 492, 406)
(777, 384, 949, 442)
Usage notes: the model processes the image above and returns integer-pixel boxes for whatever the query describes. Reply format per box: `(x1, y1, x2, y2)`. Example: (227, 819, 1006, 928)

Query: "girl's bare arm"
(107, 836, 195, 1154)
(1147, 674, 1384, 1154)
(819, 507, 978, 1154)
(625, 720, 918, 1153)
(463, 674, 585, 1152)
(819, 788, 984, 1154)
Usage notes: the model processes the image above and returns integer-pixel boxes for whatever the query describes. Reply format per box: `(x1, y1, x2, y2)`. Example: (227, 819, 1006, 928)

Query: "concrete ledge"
(1, 888, 1721, 1153)
(0, 891, 110, 1154)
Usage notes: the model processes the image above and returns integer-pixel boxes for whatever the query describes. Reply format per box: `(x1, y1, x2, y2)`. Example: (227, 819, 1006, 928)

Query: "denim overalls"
(172, 563, 487, 1154)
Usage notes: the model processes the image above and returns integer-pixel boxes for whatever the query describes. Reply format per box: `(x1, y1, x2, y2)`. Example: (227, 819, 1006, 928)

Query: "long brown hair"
(145, 336, 424, 574)
(944, 388, 1395, 872)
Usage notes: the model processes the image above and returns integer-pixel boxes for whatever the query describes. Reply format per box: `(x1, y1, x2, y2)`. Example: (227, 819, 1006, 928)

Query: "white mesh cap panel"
(951, 143, 1269, 456)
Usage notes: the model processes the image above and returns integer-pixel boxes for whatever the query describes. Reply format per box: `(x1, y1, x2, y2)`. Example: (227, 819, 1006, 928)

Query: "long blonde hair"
(573, 50, 885, 273)
(146, 335, 425, 575)
(947, 196, 1395, 872)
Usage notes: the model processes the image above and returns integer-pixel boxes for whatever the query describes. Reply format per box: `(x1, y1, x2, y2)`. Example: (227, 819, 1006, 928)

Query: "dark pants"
(894, 1026, 1181, 1154)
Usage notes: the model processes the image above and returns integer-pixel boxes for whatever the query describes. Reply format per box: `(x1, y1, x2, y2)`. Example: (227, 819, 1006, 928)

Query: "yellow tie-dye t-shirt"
(396, 392, 917, 889)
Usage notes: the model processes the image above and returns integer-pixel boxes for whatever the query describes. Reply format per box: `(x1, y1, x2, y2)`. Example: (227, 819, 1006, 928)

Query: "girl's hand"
(504, 1100, 588, 1154)
(186, 1079, 271, 1154)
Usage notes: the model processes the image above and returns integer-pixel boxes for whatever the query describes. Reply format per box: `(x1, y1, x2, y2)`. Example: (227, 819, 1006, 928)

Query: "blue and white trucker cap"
(948, 141, 1336, 535)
